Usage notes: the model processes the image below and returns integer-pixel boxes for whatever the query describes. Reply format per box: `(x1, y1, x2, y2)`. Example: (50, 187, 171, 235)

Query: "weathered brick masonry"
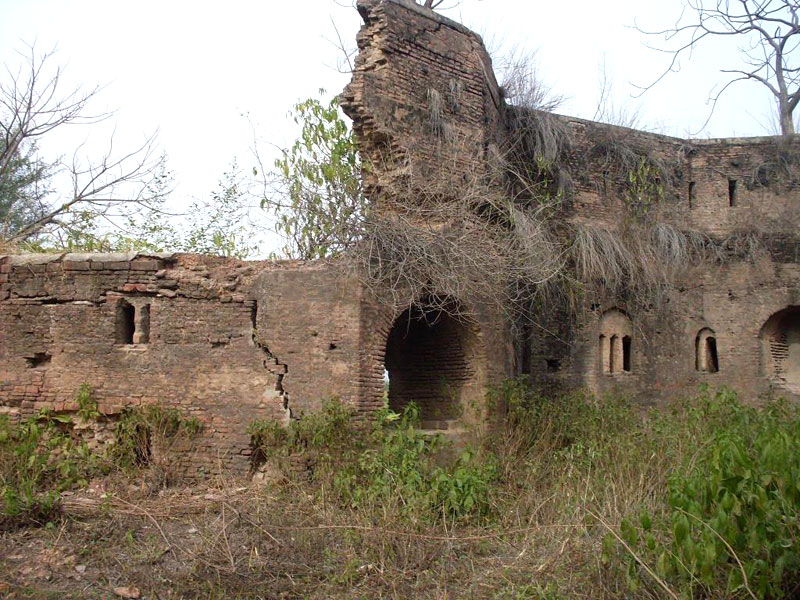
(1, 0, 799, 474)
(342, 0, 800, 405)
(0, 251, 498, 474)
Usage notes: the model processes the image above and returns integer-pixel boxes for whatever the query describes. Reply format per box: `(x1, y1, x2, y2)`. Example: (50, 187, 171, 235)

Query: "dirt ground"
(1, 479, 579, 600)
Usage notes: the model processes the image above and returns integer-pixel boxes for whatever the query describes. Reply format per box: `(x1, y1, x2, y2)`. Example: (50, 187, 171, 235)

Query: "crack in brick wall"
(250, 302, 291, 422)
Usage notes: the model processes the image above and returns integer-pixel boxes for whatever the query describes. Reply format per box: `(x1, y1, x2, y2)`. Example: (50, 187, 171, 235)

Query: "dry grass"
(0, 389, 738, 599)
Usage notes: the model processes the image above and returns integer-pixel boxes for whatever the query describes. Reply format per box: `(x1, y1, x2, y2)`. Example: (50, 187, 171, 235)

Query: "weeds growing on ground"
(0, 386, 203, 529)
(3, 383, 800, 599)
(251, 400, 497, 520)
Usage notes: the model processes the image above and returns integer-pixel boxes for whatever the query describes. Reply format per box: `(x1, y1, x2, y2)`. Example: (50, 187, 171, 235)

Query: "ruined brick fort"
(1, 0, 799, 476)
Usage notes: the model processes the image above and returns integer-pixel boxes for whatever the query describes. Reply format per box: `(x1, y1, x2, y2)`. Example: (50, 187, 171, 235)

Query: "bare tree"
(0, 44, 167, 246)
(637, 1, 800, 135)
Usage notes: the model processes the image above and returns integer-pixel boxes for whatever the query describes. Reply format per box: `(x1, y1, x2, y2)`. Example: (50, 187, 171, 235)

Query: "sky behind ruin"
(0, 0, 775, 253)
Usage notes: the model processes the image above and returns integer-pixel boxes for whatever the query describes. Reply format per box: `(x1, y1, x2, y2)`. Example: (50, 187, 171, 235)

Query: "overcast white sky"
(0, 0, 779, 251)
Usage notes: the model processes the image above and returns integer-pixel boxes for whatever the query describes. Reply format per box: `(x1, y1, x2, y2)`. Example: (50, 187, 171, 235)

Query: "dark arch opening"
(760, 306, 800, 391)
(384, 300, 478, 430)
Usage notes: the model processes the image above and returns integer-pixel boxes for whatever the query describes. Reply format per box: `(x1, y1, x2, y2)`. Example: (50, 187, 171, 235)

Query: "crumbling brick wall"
(3, 0, 800, 479)
(0, 248, 504, 473)
(343, 0, 800, 405)
(0, 253, 367, 476)
(342, 0, 503, 201)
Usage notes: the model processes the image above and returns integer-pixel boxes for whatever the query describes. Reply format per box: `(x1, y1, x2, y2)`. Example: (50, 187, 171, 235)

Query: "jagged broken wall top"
(343, 0, 800, 259)
(342, 0, 503, 200)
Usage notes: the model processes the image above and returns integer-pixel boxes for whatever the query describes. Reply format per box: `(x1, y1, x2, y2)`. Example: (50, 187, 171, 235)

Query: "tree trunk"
(780, 110, 795, 136)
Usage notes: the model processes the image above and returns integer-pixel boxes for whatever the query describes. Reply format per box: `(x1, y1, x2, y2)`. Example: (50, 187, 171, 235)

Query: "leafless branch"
(635, 0, 800, 135)
(1, 43, 168, 246)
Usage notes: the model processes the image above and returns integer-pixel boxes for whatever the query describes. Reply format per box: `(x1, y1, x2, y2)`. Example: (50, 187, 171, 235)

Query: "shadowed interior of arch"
(760, 306, 800, 391)
(383, 300, 477, 430)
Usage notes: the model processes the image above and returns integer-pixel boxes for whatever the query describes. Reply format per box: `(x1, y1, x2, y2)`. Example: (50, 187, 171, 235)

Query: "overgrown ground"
(2, 384, 799, 599)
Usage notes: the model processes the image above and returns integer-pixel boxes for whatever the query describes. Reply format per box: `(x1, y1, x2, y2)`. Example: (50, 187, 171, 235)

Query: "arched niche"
(760, 306, 800, 393)
(599, 308, 632, 375)
(695, 328, 719, 373)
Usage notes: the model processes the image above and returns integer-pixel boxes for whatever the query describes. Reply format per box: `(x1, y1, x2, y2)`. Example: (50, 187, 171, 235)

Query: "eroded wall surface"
(0, 253, 367, 475)
(343, 0, 800, 404)
(541, 121, 800, 402)
(2, 0, 799, 477)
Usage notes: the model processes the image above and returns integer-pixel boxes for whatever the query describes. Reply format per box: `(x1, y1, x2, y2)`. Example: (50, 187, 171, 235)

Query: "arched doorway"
(760, 306, 800, 393)
(383, 299, 482, 430)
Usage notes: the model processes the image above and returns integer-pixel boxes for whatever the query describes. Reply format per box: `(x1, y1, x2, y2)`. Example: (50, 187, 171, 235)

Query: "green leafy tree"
(265, 93, 364, 260)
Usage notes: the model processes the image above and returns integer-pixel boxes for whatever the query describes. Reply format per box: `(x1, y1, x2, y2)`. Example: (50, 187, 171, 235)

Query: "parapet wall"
(557, 115, 800, 240)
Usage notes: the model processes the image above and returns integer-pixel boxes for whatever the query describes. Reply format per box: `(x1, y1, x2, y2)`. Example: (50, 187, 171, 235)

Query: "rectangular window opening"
(688, 181, 696, 207)
(622, 335, 632, 373)
(116, 300, 150, 345)
(116, 301, 135, 345)
(728, 179, 737, 207)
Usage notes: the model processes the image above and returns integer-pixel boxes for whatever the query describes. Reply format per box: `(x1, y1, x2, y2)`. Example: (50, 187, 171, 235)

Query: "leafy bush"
(0, 411, 102, 528)
(609, 388, 800, 598)
(250, 399, 497, 520)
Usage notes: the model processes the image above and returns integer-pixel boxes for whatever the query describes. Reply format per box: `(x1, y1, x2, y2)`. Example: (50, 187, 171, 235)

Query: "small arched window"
(695, 328, 719, 373)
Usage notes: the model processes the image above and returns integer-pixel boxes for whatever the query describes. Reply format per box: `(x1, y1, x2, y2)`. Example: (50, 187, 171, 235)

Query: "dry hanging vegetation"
(260, 51, 772, 326)
(336, 61, 769, 326)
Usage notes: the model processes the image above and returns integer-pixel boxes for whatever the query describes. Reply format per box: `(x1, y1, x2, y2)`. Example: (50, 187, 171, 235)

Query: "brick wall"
(2, 0, 799, 480)
(342, 0, 503, 200)
(343, 0, 800, 406)
(0, 251, 510, 474)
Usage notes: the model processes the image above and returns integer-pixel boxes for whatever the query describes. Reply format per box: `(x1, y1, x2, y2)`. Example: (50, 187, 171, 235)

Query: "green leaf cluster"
(613, 388, 800, 598)
(250, 399, 497, 521)
(268, 93, 365, 259)
(0, 405, 105, 528)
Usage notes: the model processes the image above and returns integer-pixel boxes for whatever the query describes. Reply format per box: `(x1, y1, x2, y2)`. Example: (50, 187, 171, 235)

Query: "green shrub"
(611, 388, 800, 598)
(76, 383, 100, 421)
(0, 411, 102, 528)
(250, 399, 498, 521)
